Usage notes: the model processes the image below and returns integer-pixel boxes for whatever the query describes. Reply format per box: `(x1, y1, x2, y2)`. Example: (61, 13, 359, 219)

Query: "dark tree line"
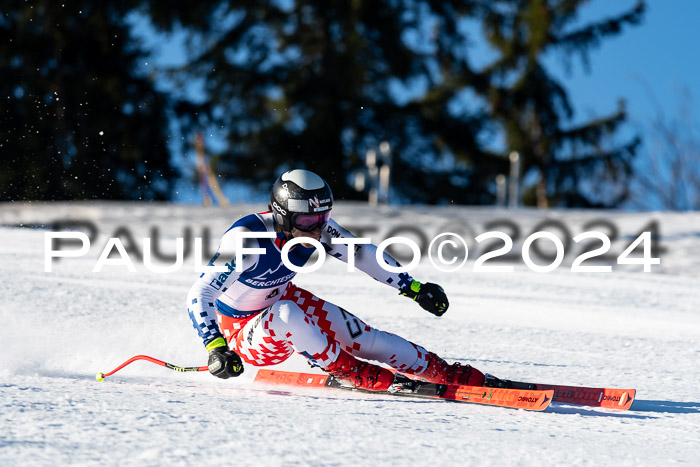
(1, 0, 645, 206)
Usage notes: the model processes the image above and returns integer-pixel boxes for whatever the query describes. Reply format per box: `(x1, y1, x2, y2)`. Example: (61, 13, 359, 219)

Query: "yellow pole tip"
(96, 373, 105, 382)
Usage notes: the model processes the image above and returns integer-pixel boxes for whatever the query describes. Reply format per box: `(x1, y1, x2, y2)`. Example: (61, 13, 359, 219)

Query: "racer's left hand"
(400, 280, 449, 317)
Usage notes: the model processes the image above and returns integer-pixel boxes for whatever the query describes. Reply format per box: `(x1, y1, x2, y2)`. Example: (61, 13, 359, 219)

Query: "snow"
(1, 202, 699, 465)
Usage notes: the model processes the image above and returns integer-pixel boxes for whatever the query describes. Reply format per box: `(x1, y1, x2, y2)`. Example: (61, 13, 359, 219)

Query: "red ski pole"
(96, 355, 208, 381)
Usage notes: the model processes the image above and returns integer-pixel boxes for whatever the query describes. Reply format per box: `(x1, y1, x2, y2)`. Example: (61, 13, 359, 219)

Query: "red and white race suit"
(187, 212, 431, 375)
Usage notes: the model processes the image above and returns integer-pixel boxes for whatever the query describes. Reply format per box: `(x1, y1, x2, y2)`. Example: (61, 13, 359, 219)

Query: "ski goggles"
(292, 211, 331, 232)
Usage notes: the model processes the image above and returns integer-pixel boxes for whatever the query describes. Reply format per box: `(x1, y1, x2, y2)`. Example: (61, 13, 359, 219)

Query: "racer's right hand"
(206, 337, 244, 379)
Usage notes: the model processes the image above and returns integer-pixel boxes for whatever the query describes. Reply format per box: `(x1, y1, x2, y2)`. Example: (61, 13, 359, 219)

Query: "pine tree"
(146, 1, 645, 206)
(0, 1, 177, 201)
(146, 0, 497, 203)
(479, 0, 645, 207)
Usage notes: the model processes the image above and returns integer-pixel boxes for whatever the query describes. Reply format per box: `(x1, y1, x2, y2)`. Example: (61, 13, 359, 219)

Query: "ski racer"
(187, 169, 486, 391)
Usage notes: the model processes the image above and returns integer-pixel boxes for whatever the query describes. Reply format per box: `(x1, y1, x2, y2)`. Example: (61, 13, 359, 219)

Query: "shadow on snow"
(630, 399, 700, 414)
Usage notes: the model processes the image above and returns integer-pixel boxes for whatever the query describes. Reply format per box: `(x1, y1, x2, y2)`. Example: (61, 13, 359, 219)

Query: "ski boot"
(324, 350, 395, 391)
(409, 352, 485, 387)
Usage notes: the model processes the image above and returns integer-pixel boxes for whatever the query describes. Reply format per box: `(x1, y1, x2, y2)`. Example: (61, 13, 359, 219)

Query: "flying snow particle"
(99, 131, 104, 135)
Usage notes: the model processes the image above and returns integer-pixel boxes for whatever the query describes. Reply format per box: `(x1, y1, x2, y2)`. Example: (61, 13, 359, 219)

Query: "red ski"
(531, 383, 635, 410)
(254, 369, 553, 411)
(485, 376, 636, 410)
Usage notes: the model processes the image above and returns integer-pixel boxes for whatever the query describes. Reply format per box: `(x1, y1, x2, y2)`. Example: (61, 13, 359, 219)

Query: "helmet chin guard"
(270, 169, 333, 232)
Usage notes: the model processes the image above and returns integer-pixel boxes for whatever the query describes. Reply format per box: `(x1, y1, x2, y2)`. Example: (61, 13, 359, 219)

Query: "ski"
(527, 383, 635, 410)
(485, 376, 636, 410)
(254, 369, 553, 411)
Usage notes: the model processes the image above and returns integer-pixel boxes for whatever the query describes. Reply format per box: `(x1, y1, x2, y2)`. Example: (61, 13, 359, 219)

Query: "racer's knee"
(271, 300, 309, 330)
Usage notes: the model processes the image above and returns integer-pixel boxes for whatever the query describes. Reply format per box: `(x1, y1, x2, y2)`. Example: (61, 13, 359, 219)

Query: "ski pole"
(96, 355, 208, 381)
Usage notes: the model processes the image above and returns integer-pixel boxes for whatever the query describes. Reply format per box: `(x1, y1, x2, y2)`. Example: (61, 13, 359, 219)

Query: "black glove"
(400, 280, 449, 317)
(206, 338, 244, 379)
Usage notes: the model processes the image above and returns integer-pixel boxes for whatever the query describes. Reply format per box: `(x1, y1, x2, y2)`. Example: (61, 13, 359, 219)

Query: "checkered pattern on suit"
(216, 283, 430, 373)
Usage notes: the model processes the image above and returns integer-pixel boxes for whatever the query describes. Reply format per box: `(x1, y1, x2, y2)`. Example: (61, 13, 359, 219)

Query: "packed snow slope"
(1, 202, 699, 466)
